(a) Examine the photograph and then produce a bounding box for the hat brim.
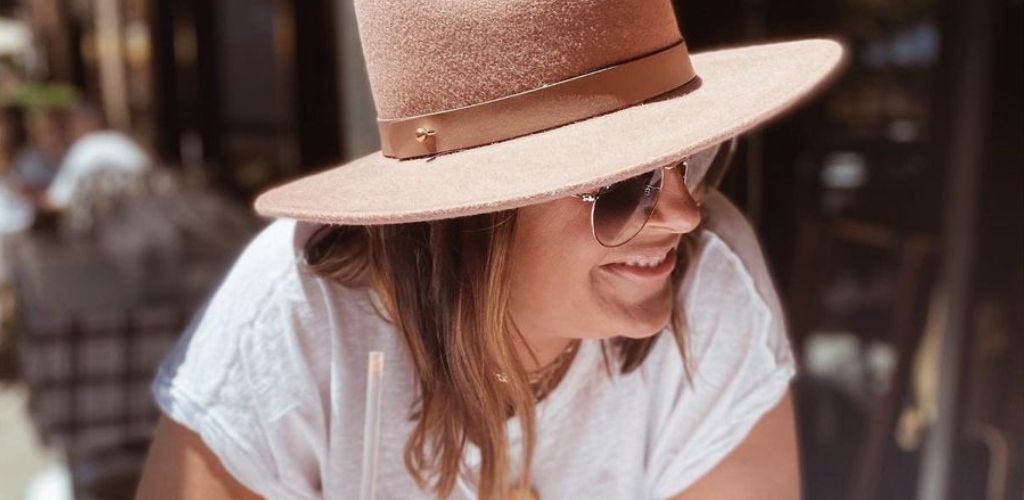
[255,38,846,225]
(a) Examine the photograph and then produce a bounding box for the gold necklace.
[528,339,580,399]
[494,339,581,400]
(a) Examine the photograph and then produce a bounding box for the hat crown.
[354,0,683,120]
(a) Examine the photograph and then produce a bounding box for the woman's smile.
[600,245,678,283]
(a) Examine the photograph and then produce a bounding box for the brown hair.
[303,210,692,499]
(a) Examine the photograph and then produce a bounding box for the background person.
[43,103,150,212]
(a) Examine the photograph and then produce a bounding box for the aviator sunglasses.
[576,137,738,247]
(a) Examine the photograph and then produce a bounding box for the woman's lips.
[601,247,677,281]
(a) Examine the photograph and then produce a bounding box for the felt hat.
[254,0,846,224]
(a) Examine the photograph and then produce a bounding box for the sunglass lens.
[592,169,663,247]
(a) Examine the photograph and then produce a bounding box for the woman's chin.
[579,310,669,340]
[614,306,673,339]
[619,318,671,339]
[587,285,675,339]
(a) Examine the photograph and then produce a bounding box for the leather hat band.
[378,40,698,159]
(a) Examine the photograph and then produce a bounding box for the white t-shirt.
[153,191,796,499]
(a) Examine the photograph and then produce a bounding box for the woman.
[137,0,845,498]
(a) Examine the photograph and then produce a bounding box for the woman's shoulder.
[199,219,312,326]
[153,218,367,499]
[176,219,388,367]
[212,219,372,315]
[155,218,390,430]
[226,218,311,279]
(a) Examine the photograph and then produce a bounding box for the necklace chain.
[527,340,579,385]
[494,340,581,399]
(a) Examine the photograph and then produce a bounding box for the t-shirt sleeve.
[646,193,797,498]
[152,220,328,499]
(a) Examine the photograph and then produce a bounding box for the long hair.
[303,210,693,499]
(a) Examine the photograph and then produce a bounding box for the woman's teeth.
[621,253,667,268]
[603,247,678,280]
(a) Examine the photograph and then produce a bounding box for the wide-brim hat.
[255,0,847,225]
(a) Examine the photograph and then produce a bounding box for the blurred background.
[0,0,1019,499]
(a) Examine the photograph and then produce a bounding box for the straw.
[359,351,385,500]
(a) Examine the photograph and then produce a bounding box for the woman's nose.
[645,167,701,234]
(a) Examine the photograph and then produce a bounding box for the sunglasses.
[576,137,738,247]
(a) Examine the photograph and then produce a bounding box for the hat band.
[377,40,698,160]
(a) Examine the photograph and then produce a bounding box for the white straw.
[359,351,385,500]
